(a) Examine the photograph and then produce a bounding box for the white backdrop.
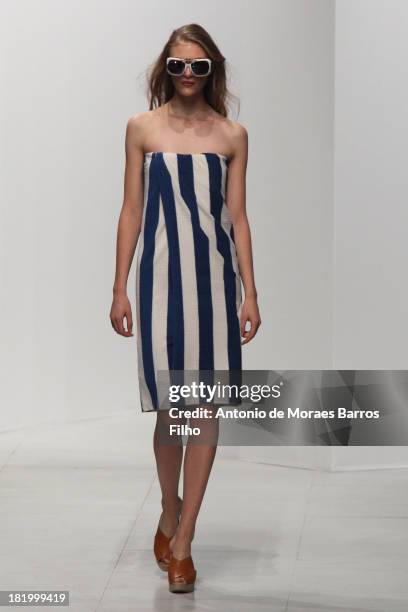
[1,1,406,469]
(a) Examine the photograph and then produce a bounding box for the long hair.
[146,23,239,118]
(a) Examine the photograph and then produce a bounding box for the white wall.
[240,0,408,470]
[2,0,406,473]
[233,0,336,466]
[331,0,408,469]
[0,0,334,432]
[333,0,408,368]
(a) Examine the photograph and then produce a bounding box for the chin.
[176,86,200,96]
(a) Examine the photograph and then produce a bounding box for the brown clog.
[168,554,197,593]
[154,525,173,571]
[154,497,183,571]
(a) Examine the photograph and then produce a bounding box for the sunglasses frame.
[166,56,212,78]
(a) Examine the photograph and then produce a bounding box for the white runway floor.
[1,412,408,611]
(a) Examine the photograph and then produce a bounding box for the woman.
[110,23,261,593]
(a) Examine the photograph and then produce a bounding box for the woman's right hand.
[110,292,134,337]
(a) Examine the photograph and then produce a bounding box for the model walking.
[110,23,261,593]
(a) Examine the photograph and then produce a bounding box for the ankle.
[173,527,195,544]
[161,496,182,515]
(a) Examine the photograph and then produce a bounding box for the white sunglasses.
[166,57,212,78]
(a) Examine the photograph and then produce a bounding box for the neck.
[167,94,210,119]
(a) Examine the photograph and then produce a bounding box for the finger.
[241,318,250,340]
[240,314,247,338]
[242,331,254,344]
[124,312,134,336]
[242,319,260,344]
[115,315,127,336]
[127,309,134,335]
[110,315,119,334]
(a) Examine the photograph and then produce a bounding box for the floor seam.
[94,472,157,611]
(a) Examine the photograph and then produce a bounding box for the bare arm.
[226,124,261,344]
[110,115,145,337]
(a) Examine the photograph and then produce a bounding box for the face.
[167,41,210,98]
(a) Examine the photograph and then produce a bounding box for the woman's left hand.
[240,296,261,345]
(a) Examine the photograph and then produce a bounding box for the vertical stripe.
[151,194,170,409]
[177,154,214,371]
[135,157,153,410]
[139,155,160,409]
[206,154,242,370]
[192,155,229,371]
[164,155,200,374]
[156,154,185,372]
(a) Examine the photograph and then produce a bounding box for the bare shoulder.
[127,109,160,128]
[229,119,248,146]
[226,118,248,136]
[125,110,157,148]
[223,118,248,161]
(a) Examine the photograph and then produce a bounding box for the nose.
[184,65,192,77]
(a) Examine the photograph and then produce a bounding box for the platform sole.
[169,581,196,593]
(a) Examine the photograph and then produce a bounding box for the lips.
[181,80,195,86]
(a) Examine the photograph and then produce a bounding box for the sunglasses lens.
[167,59,185,75]
[191,60,210,76]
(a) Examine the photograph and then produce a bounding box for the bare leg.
[169,409,219,559]
[154,409,185,536]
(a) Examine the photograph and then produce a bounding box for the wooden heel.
[168,554,197,593]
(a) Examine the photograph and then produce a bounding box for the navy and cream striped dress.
[135,151,242,412]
